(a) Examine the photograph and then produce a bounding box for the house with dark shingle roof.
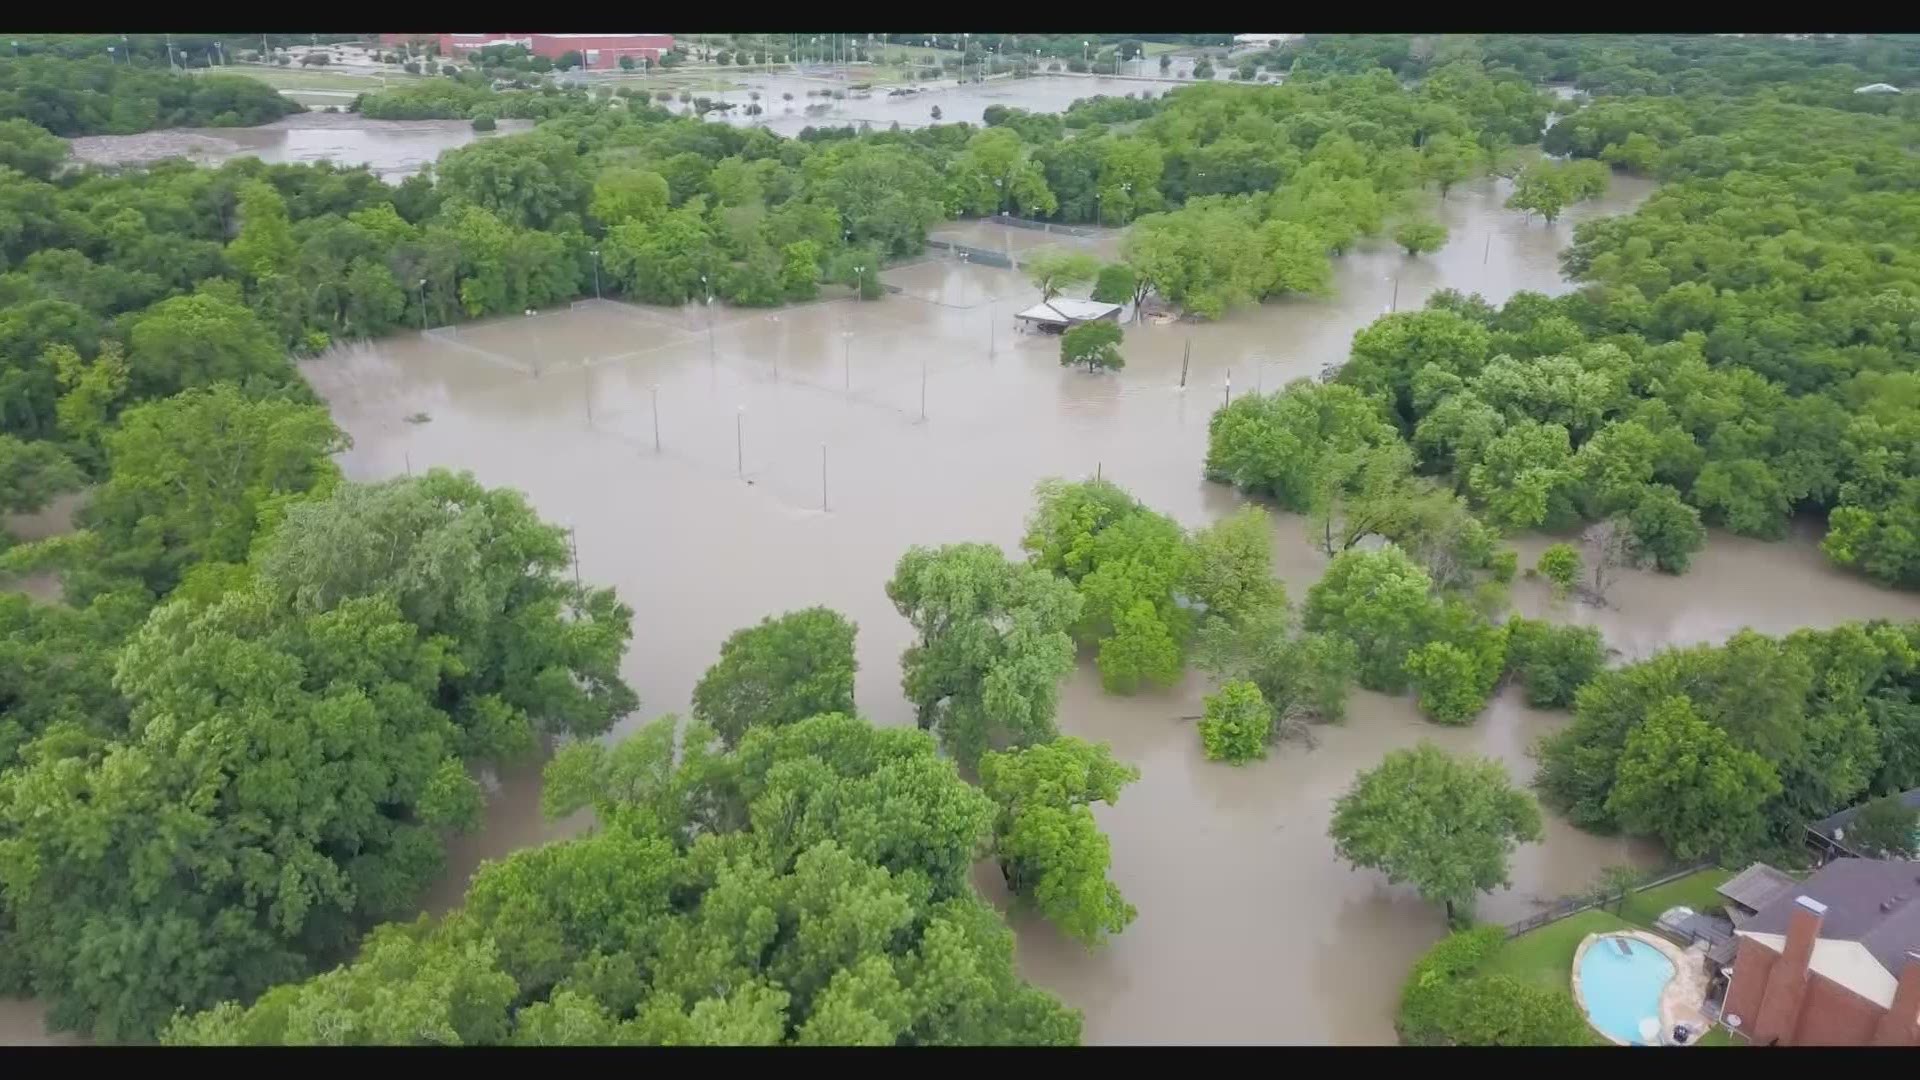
[1722,858,1920,1045]
[1807,787,1920,863]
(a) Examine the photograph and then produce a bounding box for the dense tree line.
[164,711,1085,1045]
[0,463,638,1040]
[1536,619,1920,862]
[0,56,298,136]
[1209,67,1920,588]
[1271,33,1920,101]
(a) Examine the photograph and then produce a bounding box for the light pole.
[650,384,660,451]
[701,274,714,359]
[417,278,428,330]
[1083,41,1090,69]
[853,264,865,301]
[589,249,601,300]
[842,328,852,388]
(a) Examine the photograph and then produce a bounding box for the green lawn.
[1619,867,1736,927]
[1484,909,1633,992]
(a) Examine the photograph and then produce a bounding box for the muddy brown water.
[11,173,1920,1045]
[65,114,536,182]
[704,74,1188,137]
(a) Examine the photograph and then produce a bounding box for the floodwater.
[65,113,535,181]
[12,171,1920,1045]
[699,74,1187,137]
[0,490,85,605]
[291,170,1920,1045]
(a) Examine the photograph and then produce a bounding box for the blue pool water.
[1577,936,1676,1046]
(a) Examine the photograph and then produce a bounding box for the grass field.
[1618,867,1737,928]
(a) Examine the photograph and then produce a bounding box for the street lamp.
[589,249,601,300]
[417,278,429,330]
[853,264,866,301]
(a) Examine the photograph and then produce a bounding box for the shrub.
[1198,680,1271,763]
[1398,928,1589,1045]
[1504,618,1605,709]
[1536,543,1581,596]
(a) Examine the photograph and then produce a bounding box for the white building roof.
[1737,931,1900,1007]
[1016,298,1121,323]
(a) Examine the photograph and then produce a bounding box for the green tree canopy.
[691,607,858,748]
[885,543,1082,768]
[979,737,1139,945]
[1330,743,1544,924]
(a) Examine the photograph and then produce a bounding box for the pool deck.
[1571,930,1714,1047]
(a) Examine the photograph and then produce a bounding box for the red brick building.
[1722,859,1920,1046]
[378,33,674,70]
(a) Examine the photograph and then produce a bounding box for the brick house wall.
[1725,908,1920,1046]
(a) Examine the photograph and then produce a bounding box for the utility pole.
[167,32,176,71]
[650,385,660,451]
[590,249,601,300]
[1180,340,1191,388]
[568,527,582,589]
[404,451,412,476]
[1390,276,1399,313]
[1483,232,1492,265]
[1224,370,1231,407]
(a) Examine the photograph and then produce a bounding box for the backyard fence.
[924,239,1015,269]
[1503,859,1716,939]
[986,215,1101,239]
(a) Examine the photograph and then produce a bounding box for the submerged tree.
[1330,743,1544,926]
[979,738,1140,945]
[885,543,1081,768]
[1059,320,1124,373]
[691,607,858,748]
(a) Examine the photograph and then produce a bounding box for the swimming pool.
[1576,935,1676,1046]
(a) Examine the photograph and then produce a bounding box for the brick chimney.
[1753,896,1826,1045]
[1873,952,1920,1047]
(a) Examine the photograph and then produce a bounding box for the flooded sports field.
[284,172,1920,1044]
[65,113,535,181]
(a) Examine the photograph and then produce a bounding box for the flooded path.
[65,114,535,181]
[298,171,1920,1044]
